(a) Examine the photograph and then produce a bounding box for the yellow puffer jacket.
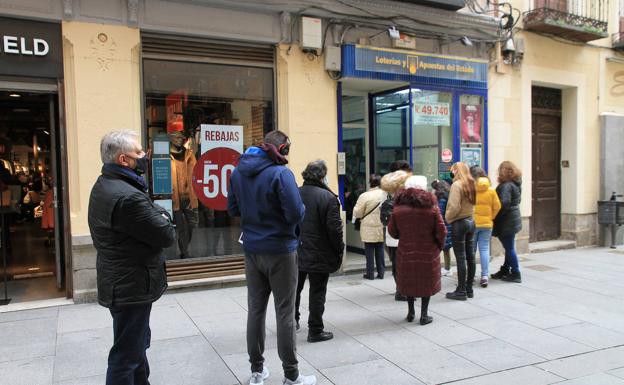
[474,177,501,228]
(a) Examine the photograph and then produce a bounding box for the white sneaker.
[250,367,270,385]
[441,268,451,276]
[283,374,317,385]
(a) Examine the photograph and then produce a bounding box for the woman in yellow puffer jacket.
[471,167,501,288]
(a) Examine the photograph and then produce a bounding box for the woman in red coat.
[388,175,447,325]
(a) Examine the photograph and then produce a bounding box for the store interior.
[0,90,64,304]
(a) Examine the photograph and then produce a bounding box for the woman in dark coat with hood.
[388,175,447,325]
[295,160,344,343]
[491,161,523,283]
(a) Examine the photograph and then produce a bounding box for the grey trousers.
[245,251,299,381]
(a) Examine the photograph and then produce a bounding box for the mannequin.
[169,130,198,258]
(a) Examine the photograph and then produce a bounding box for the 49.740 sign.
[413,102,450,126]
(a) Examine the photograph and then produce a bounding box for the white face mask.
[323,176,329,186]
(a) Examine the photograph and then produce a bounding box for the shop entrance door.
[0,89,66,302]
[531,86,562,242]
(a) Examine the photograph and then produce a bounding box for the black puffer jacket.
[88,165,176,308]
[297,180,344,273]
[493,179,522,237]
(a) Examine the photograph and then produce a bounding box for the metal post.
[0,202,10,305]
[610,224,618,249]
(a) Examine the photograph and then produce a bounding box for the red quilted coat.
[387,188,447,298]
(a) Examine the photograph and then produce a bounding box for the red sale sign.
[192,148,240,211]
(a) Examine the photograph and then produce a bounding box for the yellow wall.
[62,22,141,236]
[489,31,607,216]
[276,44,339,191]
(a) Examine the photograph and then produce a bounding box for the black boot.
[395,292,407,301]
[502,271,522,283]
[446,289,467,301]
[466,262,476,298]
[307,331,334,342]
[420,297,432,325]
[447,257,467,300]
[491,265,510,280]
[406,297,415,322]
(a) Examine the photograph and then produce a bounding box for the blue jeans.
[474,228,492,277]
[499,234,520,273]
[107,304,152,385]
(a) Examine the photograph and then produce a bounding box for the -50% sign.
[192,147,240,211]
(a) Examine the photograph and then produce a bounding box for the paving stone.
[0,356,54,385]
[223,348,333,385]
[149,303,200,341]
[402,312,493,347]
[148,335,239,385]
[53,327,111,382]
[296,330,381,370]
[460,314,593,360]
[537,346,624,379]
[546,322,624,349]
[53,375,105,385]
[57,304,111,333]
[553,373,624,385]
[449,365,564,385]
[609,368,624,379]
[321,358,424,385]
[0,307,58,323]
[428,299,495,321]
[0,317,57,363]
[448,338,544,371]
[176,293,245,318]
[330,284,403,312]
[322,299,400,335]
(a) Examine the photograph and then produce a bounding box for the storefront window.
[373,90,409,174]
[459,94,485,168]
[411,90,453,183]
[142,59,274,261]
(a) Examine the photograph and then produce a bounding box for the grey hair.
[100,130,139,164]
[301,159,327,181]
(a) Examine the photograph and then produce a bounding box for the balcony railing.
[614,32,624,50]
[523,0,609,42]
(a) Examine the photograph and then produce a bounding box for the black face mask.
[450,171,455,180]
[134,155,149,176]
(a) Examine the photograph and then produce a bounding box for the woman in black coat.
[491,161,523,283]
[295,160,344,343]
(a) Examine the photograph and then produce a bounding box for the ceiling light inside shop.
[13,108,30,113]
[9,93,21,98]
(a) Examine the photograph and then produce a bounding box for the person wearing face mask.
[169,130,199,259]
[294,160,343,343]
[88,130,175,385]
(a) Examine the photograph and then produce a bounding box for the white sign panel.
[413,102,450,126]
[200,124,243,155]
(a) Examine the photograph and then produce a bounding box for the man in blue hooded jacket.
[228,130,315,385]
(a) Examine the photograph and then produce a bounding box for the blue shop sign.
[342,45,488,89]
[152,158,172,195]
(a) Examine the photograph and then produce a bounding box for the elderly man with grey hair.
[88,130,175,385]
[295,160,344,343]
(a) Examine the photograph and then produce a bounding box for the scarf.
[259,143,288,165]
[102,163,148,192]
[303,179,338,197]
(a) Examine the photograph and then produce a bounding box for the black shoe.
[307,331,334,343]
[501,271,522,283]
[406,311,415,322]
[376,274,384,279]
[420,316,433,325]
[446,290,467,301]
[395,292,407,301]
[466,289,474,299]
[295,320,300,330]
[491,266,510,280]
[363,274,374,280]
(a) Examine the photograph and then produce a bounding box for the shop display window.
[142,59,274,261]
[459,94,485,168]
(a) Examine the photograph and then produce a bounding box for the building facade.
[0,0,621,304]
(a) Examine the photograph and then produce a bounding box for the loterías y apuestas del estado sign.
[1,35,50,56]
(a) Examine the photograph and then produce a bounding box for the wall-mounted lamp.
[460,36,473,47]
[502,36,524,67]
[388,26,400,40]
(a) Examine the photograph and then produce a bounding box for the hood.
[513,178,522,187]
[476,177,491,193]
[380,170,411,194]
[236,146,274,177]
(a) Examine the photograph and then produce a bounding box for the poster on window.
[461,147,481,168]
[413,102,450,126]
[460,104,481,143]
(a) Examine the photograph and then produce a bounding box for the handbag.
[354,202,380,231]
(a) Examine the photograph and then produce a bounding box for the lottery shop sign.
[192,125,243,211]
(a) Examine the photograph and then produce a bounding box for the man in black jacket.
[88,130,175,385]
[295,160,344,343]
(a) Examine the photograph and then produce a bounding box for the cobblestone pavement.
[3,247,624,385]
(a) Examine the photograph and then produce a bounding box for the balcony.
[523,0,609,42]
[614,32,624,51]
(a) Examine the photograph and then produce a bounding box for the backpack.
[380,195,393,226]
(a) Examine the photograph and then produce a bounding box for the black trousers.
[451,218,476,293]
[106,303,152,385]
[295,271,330,334]
[364,242,385,277]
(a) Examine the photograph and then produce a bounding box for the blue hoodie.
[227,147,305,254]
